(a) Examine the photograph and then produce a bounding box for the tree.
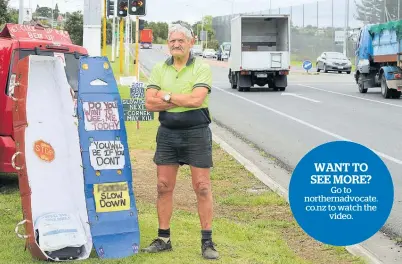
[354,0,402,24]
[35,6,52,18]
[0,0,11,26]
[53,3,60,20]
[64,11,83,46]
[7,8,18,24]
[145,21,168,43]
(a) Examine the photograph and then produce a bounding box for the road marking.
[298,84,402,108]
[281,92,320,103]
[212,85,402,166]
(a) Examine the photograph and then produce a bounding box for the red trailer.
[140,28,153,49]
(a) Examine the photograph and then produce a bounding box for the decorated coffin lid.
[0,23,72,44]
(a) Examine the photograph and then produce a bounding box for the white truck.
[228,14,291,92]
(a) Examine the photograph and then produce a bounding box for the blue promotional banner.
[77,56,140,259]
[289,141,394,246]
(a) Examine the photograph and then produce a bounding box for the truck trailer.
[228,15,291,92]
[140,28,153,49]
[355,20,402,98]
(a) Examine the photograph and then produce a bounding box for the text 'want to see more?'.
[289,141,394,246]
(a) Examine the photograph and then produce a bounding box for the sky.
[8,0,362,28]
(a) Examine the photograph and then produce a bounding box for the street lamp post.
[344,0,349,56]
[270,0,272,14]
[221,0,235,17]
[51,0,54,28]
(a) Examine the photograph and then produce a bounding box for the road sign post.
[302,60,313,73]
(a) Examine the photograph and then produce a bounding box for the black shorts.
[153,126,213,168]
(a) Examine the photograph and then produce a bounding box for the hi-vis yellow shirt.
[146,54,213,130]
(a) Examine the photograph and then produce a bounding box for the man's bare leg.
[191,166,219,259]
[190,166,213,229]
[142,164,178,253]
[157,165,179,229]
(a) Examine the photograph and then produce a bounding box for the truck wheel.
[229,70,236,89]
[236,73,251,92]
[279,87,286,91]
[231,75,237,89]
[358,74,368,93]
[268,80,276,90]
[381,75,392,98]
[236,73,244,92]
[393,91,401,99]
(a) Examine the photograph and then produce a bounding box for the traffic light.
[128,0,146,16]
[107,0,115,17]
[117,0,128,17]
[139,19,145,30]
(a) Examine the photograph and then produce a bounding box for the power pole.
[134,16,139,78]
[124,14,130,76]
[51,0,54,28]
[112,1,117,62]
[116,18,120,58]
[83,0,102,56]
[120,18,124,74]
[18,0,24,24]
[201,16,204,49]
[384,0,387,22]
[343,0,349,56]
[316,1,318,29]
[102,0,107,56]
[332,0,335,50]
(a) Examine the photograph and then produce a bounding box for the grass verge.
[0,53,366,264]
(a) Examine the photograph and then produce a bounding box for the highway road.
[137,44,402,261]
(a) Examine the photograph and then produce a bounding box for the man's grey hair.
[168,23,193,40]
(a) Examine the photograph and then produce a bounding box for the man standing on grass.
[142,23,219,260]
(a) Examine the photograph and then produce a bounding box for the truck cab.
[0,23,88,174]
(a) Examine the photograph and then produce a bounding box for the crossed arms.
[145,87,209,112]
[145,62,212,112]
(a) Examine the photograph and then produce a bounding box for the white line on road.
[298,84,402,108]
[281,92,320,103]
[212,85,402,166]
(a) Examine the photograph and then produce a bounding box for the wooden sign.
[122,99,154,121]
[130,82,145,98]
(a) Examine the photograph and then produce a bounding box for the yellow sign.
[94,182,130,213]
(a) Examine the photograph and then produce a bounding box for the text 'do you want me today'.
[83,101,120,131]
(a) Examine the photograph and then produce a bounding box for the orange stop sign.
[34,140,55,162]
